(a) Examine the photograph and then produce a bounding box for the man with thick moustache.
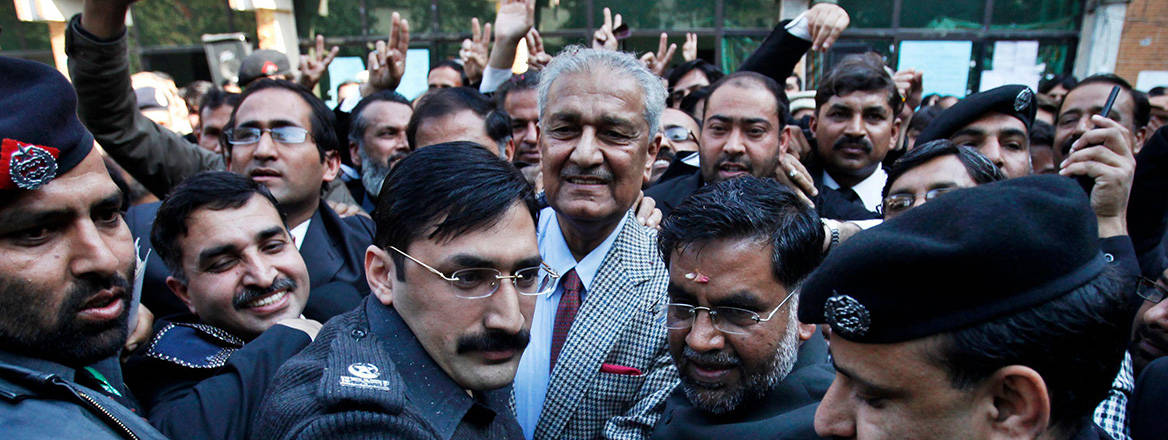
[0,55,167,440]
[123,171,324,440]
[809,53,903,216]
[511,47,676,440]
[69,0,373,322]
[803,176,1134,440]
[651,177,832,440]
[256,143,539,439]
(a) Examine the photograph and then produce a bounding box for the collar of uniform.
[0,348,80,383]
[365,299,498,440]
[537,206,630,294]
[822,167,887,212]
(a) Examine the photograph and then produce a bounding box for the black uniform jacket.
[651,332,833,440]
[123,319,311,439]
[254,297,524,440]
[126,200,374,321]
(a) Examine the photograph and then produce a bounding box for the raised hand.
[893,69,923,110]
[460,18,491,84]
[592,7,623,51]
[298,34,340,90]
[487,0,536,71]
[805,2,850,51]
[1059,115,1137,237]
[639,33,677,77]
[365,12,410,94]
[526,29,553,71]
[682,32,698,62]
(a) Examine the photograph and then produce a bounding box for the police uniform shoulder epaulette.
[143,322,245,369]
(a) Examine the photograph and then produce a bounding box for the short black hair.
[430,60,469,87]
[883,139,1006,198]
[1149,86,1166,97]
[658,176,824,289]
[667,59,725,94]
[1039,74,1077,94]
[930,267,1133,434]
[1062,73,1151,130]
[348,90,412,147]
[372,142,537,279]
[1030,119,1054,148]
[704,71,790,131]
[222,79,340,160]
[198,88,241,115]
[151,171,284,282]
[815,53,903,115]
[495,70,541,110]
[407,87,511,152]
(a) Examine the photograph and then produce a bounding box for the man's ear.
[365,245,395,306]
[350,141,363,168]
[984,365,1050,439]
[797,322,816,342]
[779,123,791,156]
[321,150,341,183]
[645,133,665,184]
[165,276,198,316]
[505,137,516,162]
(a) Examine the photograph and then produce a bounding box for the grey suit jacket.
[535,211,679,440]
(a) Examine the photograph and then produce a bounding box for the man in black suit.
[652,177,832,440]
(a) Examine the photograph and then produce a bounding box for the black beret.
[798,175,1105,343]
[0,56,95,192]
[915,85,1037,148]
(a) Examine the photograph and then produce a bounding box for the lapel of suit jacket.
[535,211,658,437]
[300,207,342,289]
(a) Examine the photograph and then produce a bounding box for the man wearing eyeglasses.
[257,143,541,439]
[69,0,374,322]
[649,108,702,186]
[879,139,1005,220]
[651,177,830,439]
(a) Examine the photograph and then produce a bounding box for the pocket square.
[599,363,643,376]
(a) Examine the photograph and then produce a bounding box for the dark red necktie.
[549,268,582,372]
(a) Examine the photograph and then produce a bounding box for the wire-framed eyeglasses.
[663,289,799,335]
[389,246,559,299]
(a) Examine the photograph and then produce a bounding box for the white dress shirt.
[823,167,887,214]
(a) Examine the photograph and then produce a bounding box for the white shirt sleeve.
[785,11,812,42]
[480,66,514,94]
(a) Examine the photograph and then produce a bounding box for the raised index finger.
[657,33,668,57]
[471,17,482,42]
[603,7,612,29]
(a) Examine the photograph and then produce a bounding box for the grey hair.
[537,45,667,135]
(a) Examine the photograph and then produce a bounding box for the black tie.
[839,187,861,203]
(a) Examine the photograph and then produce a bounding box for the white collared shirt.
[513,207,629,440]
[289,219,310,250]
[823,167,888,214]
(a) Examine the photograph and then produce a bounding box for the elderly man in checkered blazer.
[510,46,679,440]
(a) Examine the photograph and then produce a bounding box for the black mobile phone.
[1076,85,1122,194]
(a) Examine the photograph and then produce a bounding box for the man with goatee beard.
[346,91,414,212]
[651,177,831,440]
[0,55,168,439]
[123,171,325,440]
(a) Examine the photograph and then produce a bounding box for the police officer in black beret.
[915,84,1037,179]
[799,175,1137,440]
[0,56,168,439]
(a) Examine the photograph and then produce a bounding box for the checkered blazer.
[533,211,679,440]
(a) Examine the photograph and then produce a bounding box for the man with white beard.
[652,176,832,440]
[347,91,413,211]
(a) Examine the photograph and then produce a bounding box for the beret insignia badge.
[825,294,871,338]
[1014,87,1034,113]
[1,138,60,191]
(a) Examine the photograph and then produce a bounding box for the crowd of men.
[2,0,1167,439]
